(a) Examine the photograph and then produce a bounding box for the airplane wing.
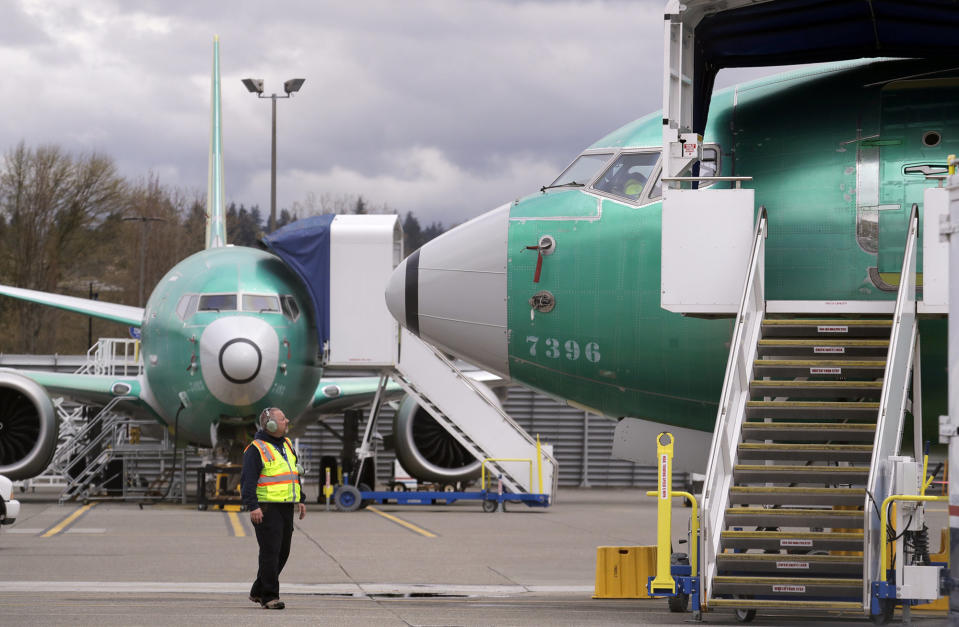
[8,369,159,420]
[310,376,405,415]
[0,284,144,327]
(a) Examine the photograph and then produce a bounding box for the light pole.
[241,77,305,233]
[123,216,165,306]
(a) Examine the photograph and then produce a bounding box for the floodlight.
[284,78,305,94]
[242,78,264,94]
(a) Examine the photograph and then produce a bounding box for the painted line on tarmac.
[224,511,245,537]
[366,506,437,538]
[0,581,594,596]
[41,503,98,538]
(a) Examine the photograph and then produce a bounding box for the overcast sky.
[0,0,780,226]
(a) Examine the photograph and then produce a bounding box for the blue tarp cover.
[261,214,335,350]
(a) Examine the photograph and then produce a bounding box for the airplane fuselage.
[141,246,320,445]
[387,58,952,433]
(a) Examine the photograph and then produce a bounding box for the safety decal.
[810,367,841,375]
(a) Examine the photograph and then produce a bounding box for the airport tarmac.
[0,487,950,626]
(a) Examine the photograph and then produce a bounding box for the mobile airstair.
[391,328,557,497]
[46,339,181,503]
[693,205,942,620]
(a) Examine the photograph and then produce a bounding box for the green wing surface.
[311,376,405,415]
[2,369,158,420]
[0,284,144,327]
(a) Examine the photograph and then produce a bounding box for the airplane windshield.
[549,153,612,189]
[243,294,281,313]
[592,152,659,202]
[198,294,237,312]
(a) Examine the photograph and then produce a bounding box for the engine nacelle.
[0,372,58,480]
[390,381,504,485]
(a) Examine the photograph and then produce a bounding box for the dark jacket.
[240,429,306,510]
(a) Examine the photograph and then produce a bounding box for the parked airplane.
[0,38,398,481]
[385,57,951,458]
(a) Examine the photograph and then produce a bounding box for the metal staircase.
[699,207,923,618]
[392,328,558,497]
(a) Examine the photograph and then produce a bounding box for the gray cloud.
[1,0,782,226]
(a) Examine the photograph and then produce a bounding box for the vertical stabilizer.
[206,36,227,249]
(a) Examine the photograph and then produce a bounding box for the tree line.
[0,142,446,354]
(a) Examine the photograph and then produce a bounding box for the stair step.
[733,465,868,484]
[753,360,885,378]
[737,444,873,463]
[721,530,863,552]
[707,599,863,611]
[712,576,862,598]
[757,338,889,357]
[729,486,865,506]
[716,553,862,576]
[761,318,892,338]
[741,422,875,442]
[725,507,864,528]
[749,380,883,399]
[746,401,879,420]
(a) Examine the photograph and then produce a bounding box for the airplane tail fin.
[206,36,227,249]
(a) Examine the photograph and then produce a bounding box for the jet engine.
[391,382,505,485]
[0,372,58,480]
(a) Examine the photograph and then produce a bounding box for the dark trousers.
[250,502,294,602]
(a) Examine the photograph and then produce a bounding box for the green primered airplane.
[0,39,392,481]
[385,57,951,462]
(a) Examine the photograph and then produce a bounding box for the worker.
[241,407,307,610]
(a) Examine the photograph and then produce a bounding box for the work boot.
[262,599,285,610]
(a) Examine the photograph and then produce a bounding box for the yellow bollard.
[649,432,675,595]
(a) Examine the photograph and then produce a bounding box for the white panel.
[661,188,754,313]
[327,215,400,367]
[922,187,949,312]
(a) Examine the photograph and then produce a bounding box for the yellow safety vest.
[246,437,302,503]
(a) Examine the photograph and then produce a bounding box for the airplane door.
[877,80,959,282]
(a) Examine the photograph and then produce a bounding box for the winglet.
[206,36,227,249]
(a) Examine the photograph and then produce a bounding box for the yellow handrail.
[647,490,699,578]
[878,493,948,583]
[481,458,532,492]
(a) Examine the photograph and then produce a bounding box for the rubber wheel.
[393,483,407,492]
[358,483,372,509]
[735,608,756,623]
[334,485,362,512]
[482,499,498,513]
[871,599,895,625]
[442,484,456,492]
[668,592,689,613]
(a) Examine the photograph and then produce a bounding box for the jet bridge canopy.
[663,0,959,178]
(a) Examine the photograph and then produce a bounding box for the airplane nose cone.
[219,339,261,383]
[385,203,510,377]
[200,316,279,405]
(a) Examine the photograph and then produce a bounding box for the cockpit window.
[175,294,199,321]
[198,293,237,312]
[549,153,613,189]
[593,152,659,202]
[281,295,300,321]
[242,294,281,313]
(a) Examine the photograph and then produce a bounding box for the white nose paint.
[199,316,279,405]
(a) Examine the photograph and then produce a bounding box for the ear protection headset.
[260,407,278,433]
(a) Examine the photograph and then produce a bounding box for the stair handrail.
[50,396,132,473]
[862,203,920,609]
[700,206,768,601]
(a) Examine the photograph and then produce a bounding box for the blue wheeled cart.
[332,484,549,513]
